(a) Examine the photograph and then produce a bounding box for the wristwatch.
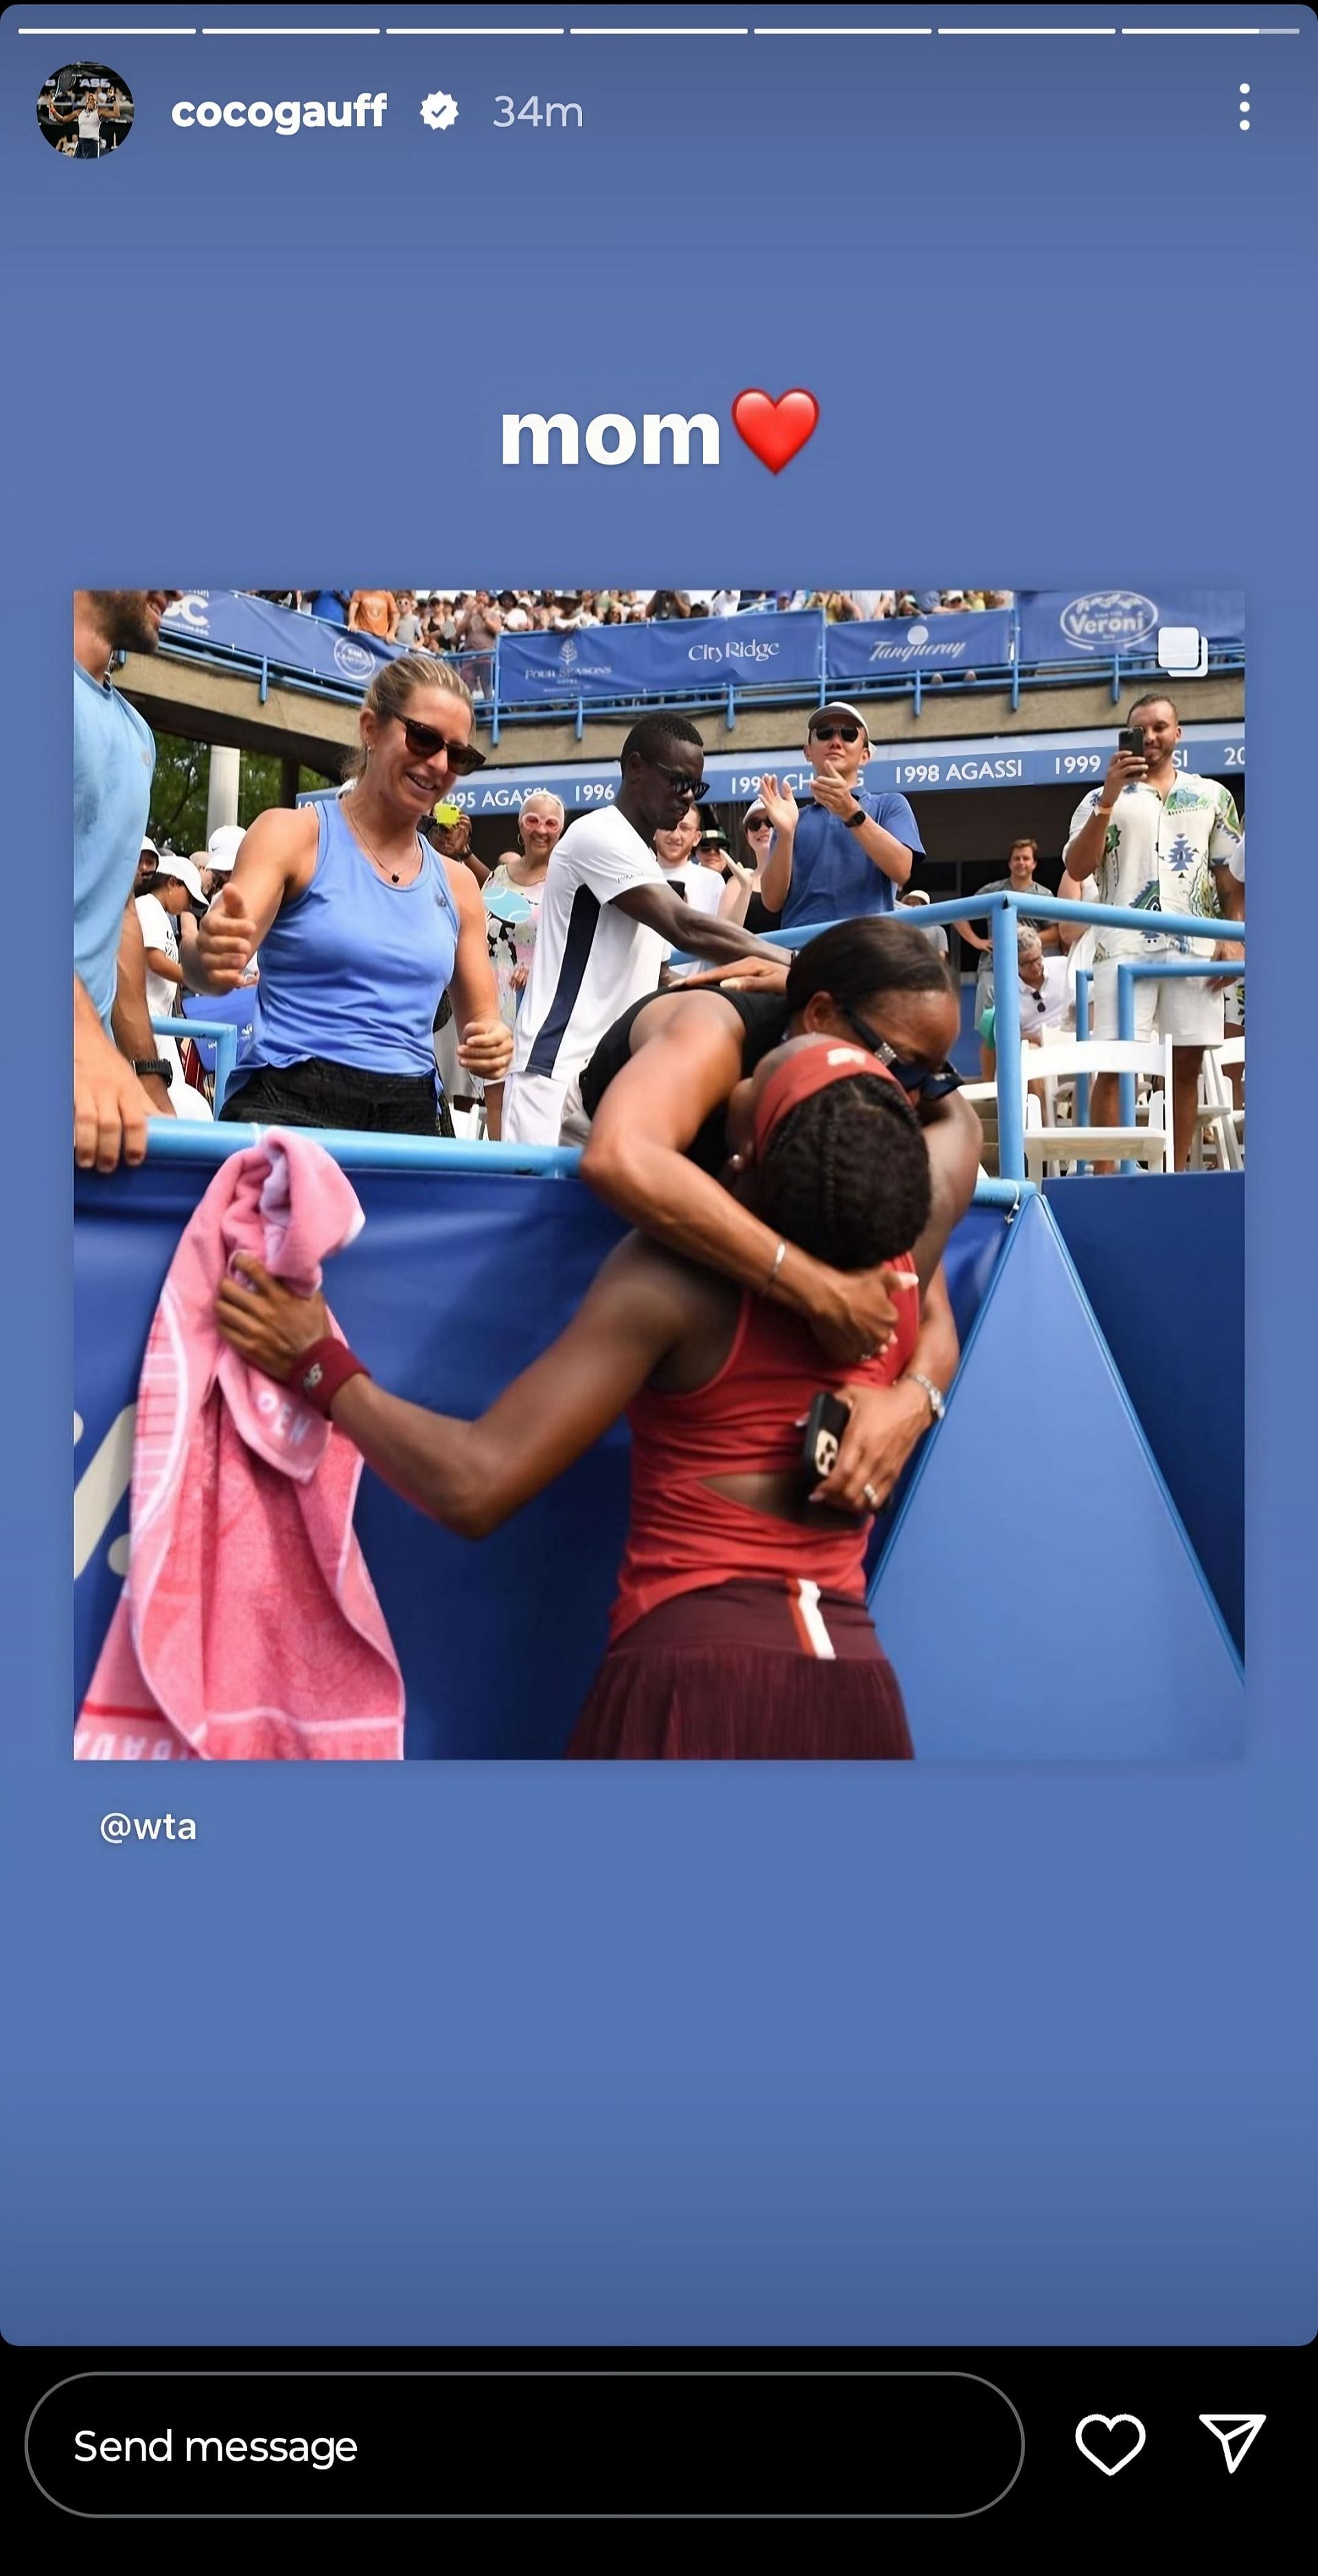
[132,1058,173,1082]
[903,1371,946,1424]
[842,803,867,830]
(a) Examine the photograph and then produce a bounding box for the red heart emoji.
[731,388,820,475]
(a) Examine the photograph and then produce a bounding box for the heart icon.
[731,388,820,475]
[1074,2415,1146,2477]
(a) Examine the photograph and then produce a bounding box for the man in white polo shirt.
[502,715,783,1145]
[1062,693,1243,1167]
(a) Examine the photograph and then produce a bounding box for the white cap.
[808,701,871,745]
[207,822,246,871]
[139,836,159,860]
[900,887,932,904]
[157,855,207,904]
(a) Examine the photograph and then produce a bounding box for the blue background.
[2,4,1315,2345]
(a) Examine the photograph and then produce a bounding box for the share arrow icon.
[1199,2414,1265,2474]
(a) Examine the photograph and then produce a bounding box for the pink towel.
[76,1130,404,1762]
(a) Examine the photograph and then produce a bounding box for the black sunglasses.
[745,814,774,831]
[640,753,710,803]
[399,715,486,776]
[810,723,862,747]
[840,1004,958,1099]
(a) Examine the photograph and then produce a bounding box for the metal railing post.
[992,894,1024,1182]
[1115,962,1139,1169]
[1074,966,1091,1171]
[154,1015,238,1112]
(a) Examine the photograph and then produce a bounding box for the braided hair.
[756,1076,931,1270]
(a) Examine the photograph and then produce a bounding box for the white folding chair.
[1019,1035,1176,1177]
[1190,1040,1245,1171]
[956,1079,999,1178]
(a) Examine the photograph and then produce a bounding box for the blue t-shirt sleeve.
[873,791,923,856]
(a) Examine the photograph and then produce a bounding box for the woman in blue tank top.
[195,655,512,1134]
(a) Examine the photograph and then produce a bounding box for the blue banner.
[161,590,404,688]
[334,721,1242,817]
[496,608,824,705]
[826,608,1013,681]
[1016,587,1245,664]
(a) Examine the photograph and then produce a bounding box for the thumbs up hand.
[196,881,258,992]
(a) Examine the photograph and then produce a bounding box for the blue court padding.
[868,1192,1244,1759]
[76,1164,1239,1761]
[939,1199,1011,1349]
[1043,1175,1243,1653]
[866,1199,1010,1572]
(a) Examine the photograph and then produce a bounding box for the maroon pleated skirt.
[566,1578,912,1761]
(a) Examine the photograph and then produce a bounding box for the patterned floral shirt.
[1064,770,1243,963]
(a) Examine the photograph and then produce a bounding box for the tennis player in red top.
[216,1035,957,1758]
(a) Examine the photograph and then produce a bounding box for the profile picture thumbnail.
[37,62,134,161]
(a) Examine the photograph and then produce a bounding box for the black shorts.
[220,1055,454,1137]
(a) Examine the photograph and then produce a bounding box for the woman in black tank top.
[579,987,789,1175]
[574,917,978,1515]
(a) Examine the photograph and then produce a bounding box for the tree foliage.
[147,736,337,854]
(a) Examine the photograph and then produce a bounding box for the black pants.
[220,1056,454,1137]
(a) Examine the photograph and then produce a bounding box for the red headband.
[752,1042,899,1159]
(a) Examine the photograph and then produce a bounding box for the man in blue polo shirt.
[73,587,181,1169]
[758,701,923,931]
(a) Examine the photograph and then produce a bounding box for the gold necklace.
[346,794,416,886]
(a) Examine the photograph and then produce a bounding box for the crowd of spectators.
[244,587,1014,640]
[75,592,1240,1189]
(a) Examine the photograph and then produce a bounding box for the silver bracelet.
[903,1371,946,1424]
[765,1239,788,1291]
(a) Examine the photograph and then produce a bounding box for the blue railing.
[151,1014,238,1112]
[150,893,1242,1186]
[153,611,1242,745]
[1115,958,1246,1173]
[137,1119,1034,1216]
[953,891,1242,1180]
[745,891,1245,1183]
